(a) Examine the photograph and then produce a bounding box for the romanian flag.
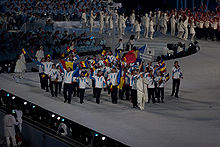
[22,48,26,55]
[117,69,125,89]
[103,58,109,66]
[165,73,170,81]
[80,61,88,68]
[159,59,166,73]
[115,51,119,60]
[92,60,97,66]
[67,46,71,53]
[65,61,74,70]
[101,50,107,56]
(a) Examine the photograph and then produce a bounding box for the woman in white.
[143,13,149,38]
[99,11,105,34]
[119,13,127,36]
[130,11,135,32]
[177,17,184,39]
[137,73,145,110]
[14,53,26,82]
[109,14,113,35]
[90,10,96,32]
[149,17,155,40]
[135,19,141,39]
[170,14,176,37]
[190,19,196,42]
[183,16,189,40]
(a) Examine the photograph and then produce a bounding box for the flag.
[124,50,137,64]
[22,48,26,55]
[115,51,119,60]
[165,73,170,81]
[117,69,125,89]
[61,53,65,57]
[159,59,166,73]
[80,61,88,68]
[101,50,107,56]
[67,46,71,52]
[65,61,74,70]
[139,44,147,54]
[103,58,109,66]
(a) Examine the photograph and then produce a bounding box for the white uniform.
[183,17,189,40]
[3,114,18,147]
[172,66,183,79]
[178,20,184,39]
[130,13,135,32]
[170,15,176,37]
[107,72,118,86]
[99,11,105,34]
[190,20,196,41]
[135,20,141,39]
[35,49,44,61]
[14,54,26,73]
[48,69,58,81]
[156,12,161,32]
[78,77,90,89]
[93,76,106,88]
[81,12,87,29]
[105,14,110,32]
[42,61,53,75]
[137,75,145,110]
[143,14,149,38]
[161,14,168,34]
[15,109,23,133]
[119,15,127,36]
[149,20,154,39]
[90,11,96,32]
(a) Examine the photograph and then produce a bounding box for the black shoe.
[171,93,174,96]
[64,100,67,103]
[175,95,179,98]
[68,102,71,104]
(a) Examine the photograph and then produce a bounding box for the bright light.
[95,133,98,137]
[24,102,27,105]
[6,94,9,97]
[102,137,106,140]
[52,114,55,118]
[32,105,36,108]
[61,118,65,122]
[57,117,61,120]
[12,96,15,99]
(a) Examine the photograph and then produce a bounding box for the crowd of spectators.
[0,29,105,62]
[0,0,109,30]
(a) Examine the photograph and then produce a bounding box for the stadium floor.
[0,37,220,147]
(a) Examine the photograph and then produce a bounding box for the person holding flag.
[48,64,59,97]
[107,67,119,104]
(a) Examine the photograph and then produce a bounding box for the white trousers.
[144,27,149,38]
[137,90,146,110]
[183,28,188,40]
[6,136,17,147]
[171,26,176,37]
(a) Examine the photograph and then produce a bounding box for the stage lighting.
[95,133,99,137]
[57,117,61,120]
[61,118,65,122]
[7,94,9,97]
[52,114,55,118]
[102,137,106,140]
[32,105,36,108]
[12,96,15,99]
[24,102,27,105]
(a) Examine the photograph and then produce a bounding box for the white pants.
[137,90,145,110]
[99,22,104,34]
[6,136,17,147]
[144,27,149,38]
[178,31,184,39]
[136,31,140,39]
[171,26,176,37]
[150,31,154,39]
[183,28,188,40]
[191,33,195,41]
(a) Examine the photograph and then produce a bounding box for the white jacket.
[3,114,18,137]
[93,76,106,88]
[78,77,89,89]
[48,69,58,81]
[172,66,183,79]
[107,72,118,86]
[146,76,155,88]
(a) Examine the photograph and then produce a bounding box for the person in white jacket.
[170,14,177,37]
[137,73,145,110]
[155,71,166,103]
[149,17,155,40]
[107,68,118,104]
[129,10,135,32]
[3,110,18,147]
[119,13,127,36]
[90,70,106,104]
[135,19,141,39]
[48,64,59,97]
[15,109,23,133]
[183,16,189,40]
[14,53,26,83]
[161,13,168,35]
[146,70,156,103]
[78,71,90,104]
[177,17,184,39]
[109,14,113,35]
[143,13,150,38]
[190,19,196,41]
[90,10,96,32]
[81,10,87,30]
[99,11,105,34]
